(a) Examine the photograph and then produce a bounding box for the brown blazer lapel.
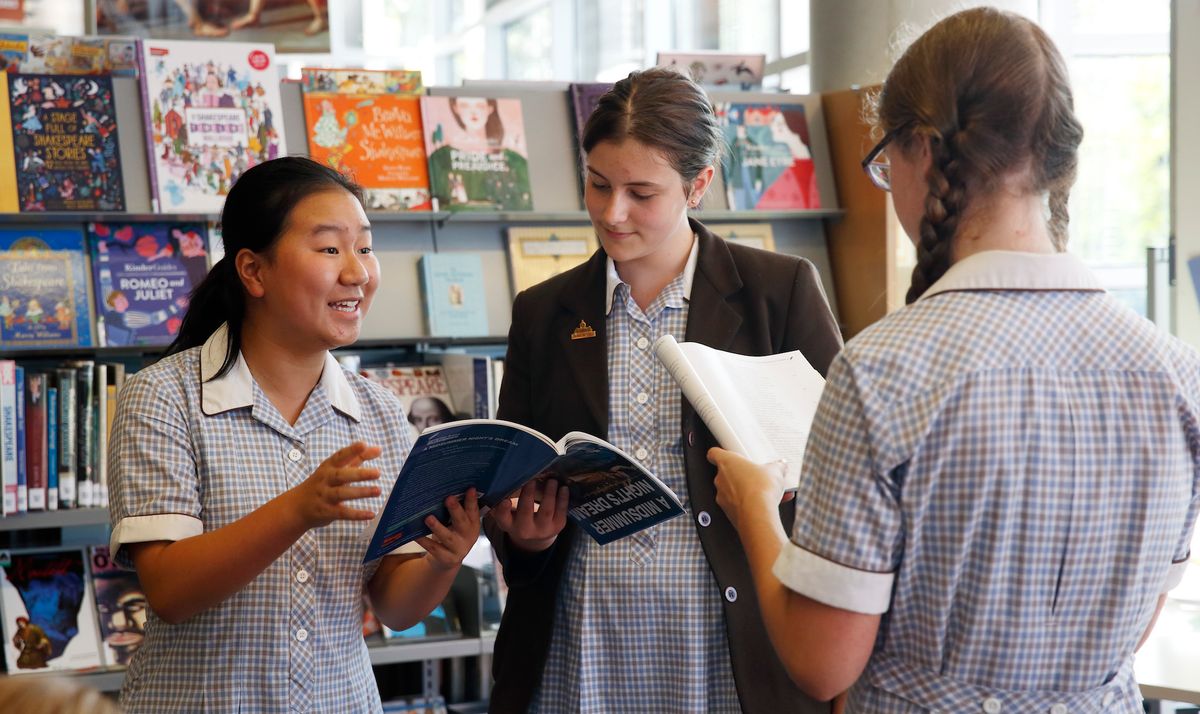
[684,222,743,351]
[556,250,610,434]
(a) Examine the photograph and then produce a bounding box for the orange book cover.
[303,92,431,211]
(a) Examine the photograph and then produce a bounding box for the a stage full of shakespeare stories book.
[420,95,532,212]
[137,39,287,213]
[301,68,431,211]
[0,228,94,350]
[6,73,124,211]
[86,222,209,346]
[0,548,102,674]
[718,102,822,211]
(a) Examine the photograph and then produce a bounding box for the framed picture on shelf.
[93,0,330,54]
[656,50,766,91]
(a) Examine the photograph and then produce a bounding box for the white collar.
[604,233,700,314]
[919,250,1105,300]
[199,323,361,421]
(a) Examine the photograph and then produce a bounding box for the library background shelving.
[0,70,851,706]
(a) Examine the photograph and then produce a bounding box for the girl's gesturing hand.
[290,442,383,530]
[416,488,482,571]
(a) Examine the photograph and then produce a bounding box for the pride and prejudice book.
[419,95,532,212]
[362,420,684,562]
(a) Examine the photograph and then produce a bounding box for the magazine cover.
[719,103,821,211]
[301,70,431,211]
[420,95,532,212]
[8,73,125,212]
[359,365,457,439]
[0,228,93,349]
[138,39,286,213]
[88,545,145,668]
[86,222,208,346]
[0,548,102,674]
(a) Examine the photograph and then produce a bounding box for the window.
[504,4,554,80]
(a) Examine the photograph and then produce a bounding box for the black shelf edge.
[0,508,110,532]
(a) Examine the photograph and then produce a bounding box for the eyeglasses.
[861,127,901,192]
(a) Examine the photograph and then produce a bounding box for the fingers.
[325,442,382,469]
[327,465,382,487]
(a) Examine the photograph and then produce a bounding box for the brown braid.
[869,8,1084,303]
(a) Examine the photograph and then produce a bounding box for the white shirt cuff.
[1164,554,1191,592]
[773,539,895,615]
[385,541,426,556]
[110,513,205,559]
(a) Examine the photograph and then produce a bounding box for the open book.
[653,335,825,481]
[362,420,684,562]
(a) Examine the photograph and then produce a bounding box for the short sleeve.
[776,352,901,614]
[108,366,204,567]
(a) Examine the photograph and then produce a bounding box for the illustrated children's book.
[8,73,125,211]
[86,221,208,346]
[719,102,821,210]
[506,225,598,295]
[21,34,139,77]
[362,419,685,561]
[657,50,765,90]
[87,545,145,669]
[0,548,102,674]
[0,228,93,349]
[301,68,431,211]
[418,253,489,337]
[138,40,287,213]
[420,95,532,212]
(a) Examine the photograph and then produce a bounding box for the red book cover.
[23,371,46,511]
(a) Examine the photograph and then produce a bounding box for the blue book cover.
[14,366,24,514]
[718,102,821,211]
[0,228,93,349]
[8,73,124,212]
[419,253,489,337]
[362,419,684,562]
[46,385,58,510]
[86,222,209,347]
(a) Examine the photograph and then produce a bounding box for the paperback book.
[8,73,125,211]
[420,95,532,212]
[362,419,685,561]
[719,103,821,210]
[567,82,611,152]
[86,222,209,346]
[0,548,102,674]
[0,228,94,349]
[359,365,458,438]
[138,39,287,213]
[418,253,489,337]
[88,545,145,668]
[301,68,431,211]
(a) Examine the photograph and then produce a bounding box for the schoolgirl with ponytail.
[108,157,481,712]
[712,7,1200,713]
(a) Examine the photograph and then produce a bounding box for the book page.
[654,335,824,480]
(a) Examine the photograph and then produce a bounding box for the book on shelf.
[1,361,16,516]
[45,384,58,511]
[706,223,776,252]
[137,39,287,213]
[652,334,824,482]
[0,72,15,212]
[0,227,95,350]
[434,352,495,421]
[359,364,458,438]
[23,372,46,512]
[65,360,95,509]
[7,73,125,212]
[13,366,24,513]
[567,82,612,151]
[0,547,103,674]
[718,102,822,211]
[506,225,599,295]
[381,596,462,642]
[418,253,489,338]
[361,419,685,562]
[20,33,139,76]
[420,95,533,212]
[381,695,448,714]
[656,50,766,91]
[86,221,209,346]
[301,68,432,212]
[53,366,77,509]
[88,545,145,668]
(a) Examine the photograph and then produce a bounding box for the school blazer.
[485,219,844,713]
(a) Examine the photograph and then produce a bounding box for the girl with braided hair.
[710,7,1200,713]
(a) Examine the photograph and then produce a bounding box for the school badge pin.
[571,320,596,340]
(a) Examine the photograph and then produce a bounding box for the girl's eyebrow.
[586,167,662,188]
